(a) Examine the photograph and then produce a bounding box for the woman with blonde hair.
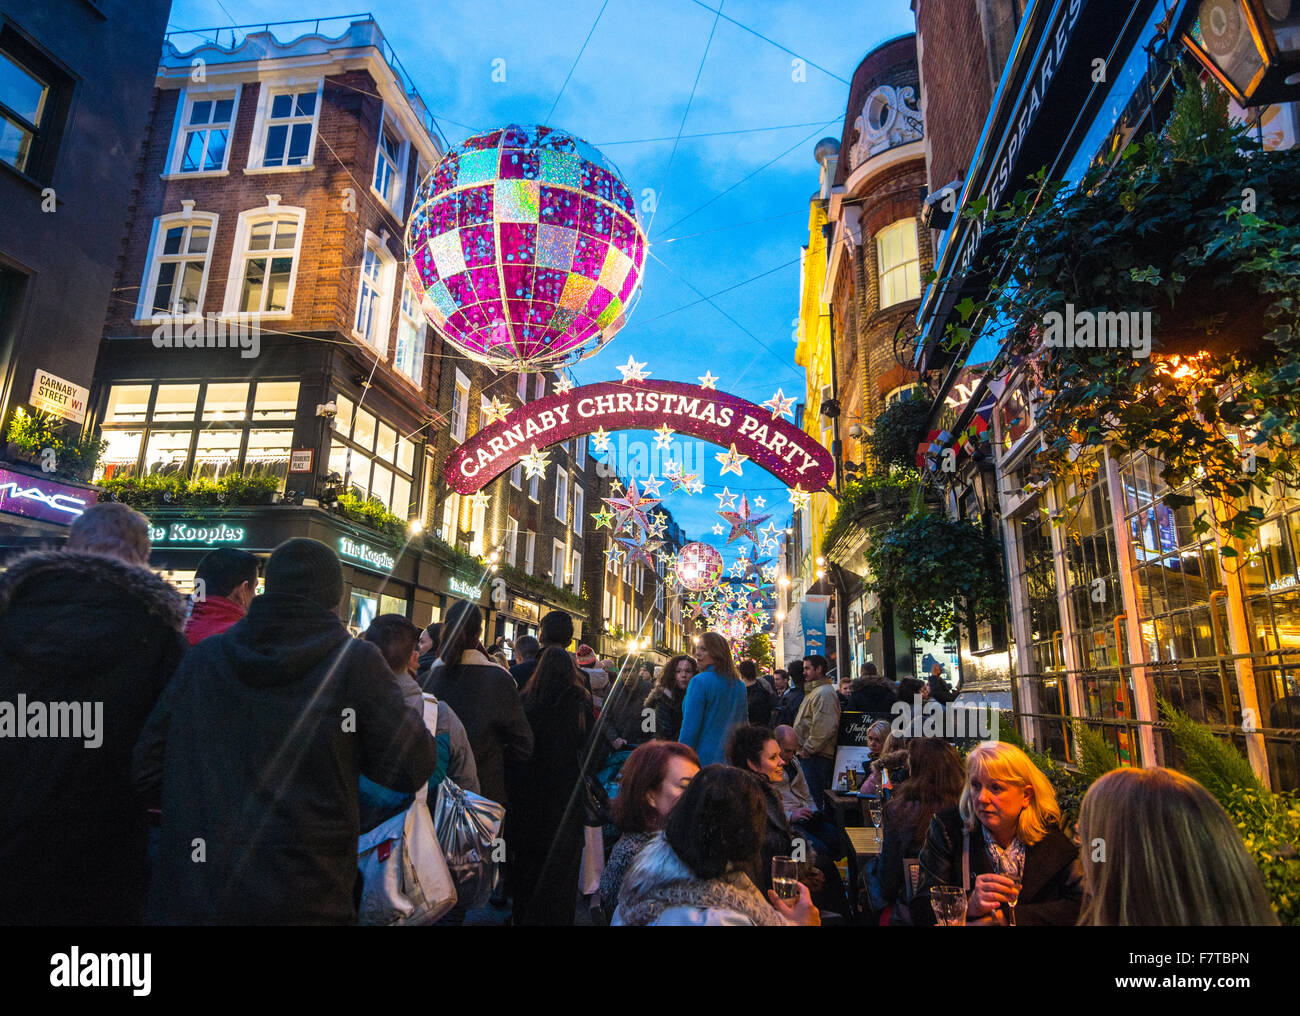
[911,741,1083,926]
[678,632,748,766]
[1077,767,1278,925]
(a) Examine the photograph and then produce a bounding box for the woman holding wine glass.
[911,741,1083,926]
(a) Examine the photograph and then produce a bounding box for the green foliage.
[869,398,930,471]
[334,492,408,544]
[1222,785,1300,926]
[497,561,589,613]
[1072,720,1120,786]
[743,632,773,669]
[99,471,280,510]
[4,408,106,481]
[863,511,1004,639]
[951,70,1300,544]
[821,468,924,555]
[1157,695,1264,802]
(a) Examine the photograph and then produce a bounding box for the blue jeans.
[798,755,834,812]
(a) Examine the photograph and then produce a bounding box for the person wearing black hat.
[134,538,437,924]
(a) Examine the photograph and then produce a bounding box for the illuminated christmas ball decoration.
[405,124,648,371]
[674,541,724,592]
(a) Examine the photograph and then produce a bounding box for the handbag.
[431,779,506,910]
[357,697,457,926]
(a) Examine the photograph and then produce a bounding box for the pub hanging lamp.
[1179,0,1300,106]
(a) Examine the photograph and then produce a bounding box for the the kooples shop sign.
[339,536,396,573]
[0,467,96,525]
[148,521,247,546]
[443,380,835,494]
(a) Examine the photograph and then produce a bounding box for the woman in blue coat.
[678,632,748,766]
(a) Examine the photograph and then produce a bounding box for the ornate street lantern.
[1180,0,1300,106]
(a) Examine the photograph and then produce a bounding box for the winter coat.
[612,832,788,926]
[183,594,245,646]
[510,682,593,925]
[845,677,896,715]
[774,686,804,727]
[862,748,910,797]
[746,679,775,726]
[0,550,188,925]
[136,592,437,925]
[599,830,654,918]
[603,673,653,747]
[645,687,683,742]
[509,658,538,688]
[911,806,1084,927]
[678,667,747,766]
[423,649,534,807]
[868,798,943,925]
[793,679,840,759]
[391,669,478,794]
[774,759,815,818]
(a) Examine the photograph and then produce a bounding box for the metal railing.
[163,14,447,148]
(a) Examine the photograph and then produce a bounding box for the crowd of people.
[0,502,1282,926]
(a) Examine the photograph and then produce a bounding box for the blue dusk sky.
[168,0,916,572]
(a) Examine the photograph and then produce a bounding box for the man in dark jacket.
[774,659,806,728]
[0,502,189,924]
[135,538,436,925]
[509,634,540,688]
[845,662,897,715]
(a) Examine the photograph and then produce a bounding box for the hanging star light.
[469,491,492,512]
[591,426,612,452]
[616,535,662,570]
[645,516,667,539]
[640,475,664,499]
[788,485,811,510]
[712,522,725,535]
[553,374,574,395]
[761,388,797,421]
[482,397,513,425]
[664,460,699,494]
[605,545,627,567]
[714,487,738,511]
[609,479,624,496]
[715,443,748,477]
[718,493,772,545]
[592,506,616,530]
[604,477,660,532]
[616,355,650,383]
[698,371,719,390]
[688,478,705,495]
[762,564,778,582]
[653,423,674,449]
[758,521,780,543]
[728,560,748,578]
[520,444,550,479]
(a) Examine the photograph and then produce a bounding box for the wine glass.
[1004,874,1023,926]
[772,856,800,901]
[931,885,967,926]
[867,801,883,842]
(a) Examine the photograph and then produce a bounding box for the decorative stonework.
[850,85,923,170]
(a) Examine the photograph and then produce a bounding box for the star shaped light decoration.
[617,535,663,570]
[604,478,660,533]
[788,485,811,511]
[664,460,699,494]
[714,487,738,511]
[591,426,612,452]
[728,561,748,578]
[688,478,705,495]
[718,493,772,545]
[761,388,797,421]
[605,545,626,568]
[609,479,624,496]
[553,375,574,395]
[758,521,780,543]
[698,371,719,390]
[640,475,664,499]
[520,444,550,479]
[762,564,778,582]
[645,516,667,539]
[616,355,650,384]
[592,506,616,530]
[712,522,726,536]
[715,443,748,477]
[482,397,512,425]
[653,423,674,449]
[753,496,767,509]
[469,492,492,512]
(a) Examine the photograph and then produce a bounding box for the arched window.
[876,218,921,308]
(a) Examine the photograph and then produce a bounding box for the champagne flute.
[931,885,967,926]
[1004,874,1022,926]
[772,855,800,901]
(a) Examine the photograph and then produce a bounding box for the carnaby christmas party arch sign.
[443,379,834,494]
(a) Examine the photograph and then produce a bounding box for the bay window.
[329,392,418,515]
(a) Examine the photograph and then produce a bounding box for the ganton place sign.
[444,380,834,494]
